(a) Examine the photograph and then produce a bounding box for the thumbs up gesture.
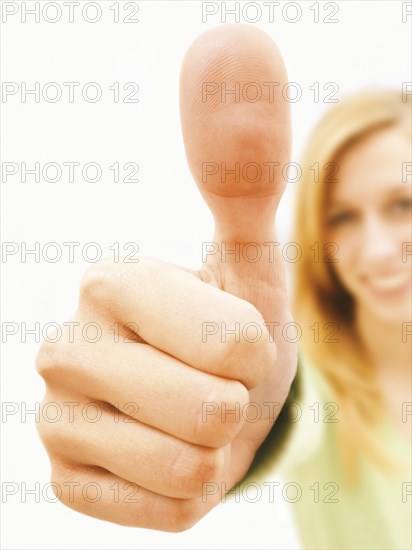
[36,25,298,531]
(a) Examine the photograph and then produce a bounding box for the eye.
[389,197,412,214]
[327,211,356,226]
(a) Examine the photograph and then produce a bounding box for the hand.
[36,24,297,532]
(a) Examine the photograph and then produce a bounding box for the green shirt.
[241,357,411,550]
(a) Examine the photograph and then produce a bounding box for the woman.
[36,26,410,547]
[245,89,411,550]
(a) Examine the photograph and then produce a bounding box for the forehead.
[328,127,411,203]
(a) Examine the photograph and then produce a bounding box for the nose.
[359,213,399,268]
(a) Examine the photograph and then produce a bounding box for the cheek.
[329,230,358,267]
[398,222,412,263]
[327,231,359,287]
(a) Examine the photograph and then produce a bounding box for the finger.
[50,460,203,531]
[180,25,291,242]
[78,258,276,390]
[180,25,296,385]
[42,403,231,499]
[50,447,250,532]
[38,335,248,447]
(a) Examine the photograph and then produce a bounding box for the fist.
[36,25,297,532]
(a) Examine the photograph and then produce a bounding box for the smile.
[363,273,412,297]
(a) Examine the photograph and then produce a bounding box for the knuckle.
[191,446,225,484]
[79,258,115,306]
[223,379,250,413]
[35,329,80,382]
[239,300,264,324]
[78,256,159,307]
[50,462,85,510]
[222,311,276,389]
[195,380,248,446]
[171,444,226,496]
[168,500,202,532]
[35,340,68,380]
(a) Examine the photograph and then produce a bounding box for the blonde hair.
[292,89,411,480]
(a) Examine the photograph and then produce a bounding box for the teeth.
[367,274,411,291]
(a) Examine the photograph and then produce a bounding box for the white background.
[1,1,411,548]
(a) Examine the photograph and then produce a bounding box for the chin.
[366,301,412,325]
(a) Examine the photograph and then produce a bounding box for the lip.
[362,274,412,299]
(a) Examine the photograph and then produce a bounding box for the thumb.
[180,25,292,320]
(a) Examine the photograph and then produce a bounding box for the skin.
[36,25,297,531]
[36,26,411,531]
[326,126,412,440]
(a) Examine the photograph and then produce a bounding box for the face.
[326,125,412,323]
